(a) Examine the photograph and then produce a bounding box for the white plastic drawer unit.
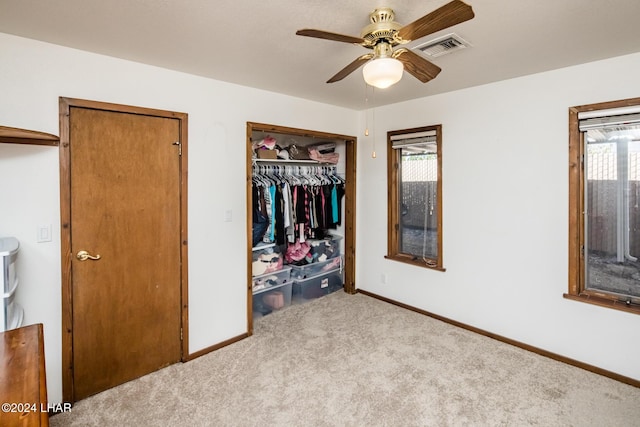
[1,237,23,332]
[1,237,19,293]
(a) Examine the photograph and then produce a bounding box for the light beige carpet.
[51,291,640,426]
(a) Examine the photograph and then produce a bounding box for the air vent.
[415,33,471,58]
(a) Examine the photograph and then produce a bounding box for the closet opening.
[246,122,357,334]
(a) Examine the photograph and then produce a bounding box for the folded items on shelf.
[308,148,339,164]
[287,144,311,160]
[307,141,336,154]
[253,135,277,151]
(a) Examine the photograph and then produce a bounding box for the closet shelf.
[0,125,59,146]
[253,158,333,165]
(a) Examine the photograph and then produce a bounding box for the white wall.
[3,29,639,406]
[357,52,640,381]
[0,32,358,404]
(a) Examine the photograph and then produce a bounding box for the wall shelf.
[0,125,59,146]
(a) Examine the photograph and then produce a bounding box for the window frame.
[566,96,640,315]
[386,124,445,271]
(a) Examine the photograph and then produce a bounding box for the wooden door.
[59,99,188,402]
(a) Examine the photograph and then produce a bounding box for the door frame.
[59,97,189,403]
[246,122,357,335]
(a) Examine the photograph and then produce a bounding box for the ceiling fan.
[295,0,474,89]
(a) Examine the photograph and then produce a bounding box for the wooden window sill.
[384,254,446,272]
[563,293,640,315]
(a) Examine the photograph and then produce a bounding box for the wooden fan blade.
[393,49,441,83]
[296,29,365,45]
[397,0,474,42]
[327,54,374,83]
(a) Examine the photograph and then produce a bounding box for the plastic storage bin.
[1,237,18,293]
[252,243,283,277]
[7,303,24,330]
[253,282,293,317]
[252,267,291,292]
[306,235,342,263]
[2,288,23,331]
[292,268,343,303]
[1,237,22,332]
[290,256,343,280]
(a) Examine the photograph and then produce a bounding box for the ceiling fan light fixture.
[362,57,404,89]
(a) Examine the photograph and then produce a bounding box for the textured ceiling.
[1,0,640,110]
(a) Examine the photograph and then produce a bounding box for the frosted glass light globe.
[362,58,404,89]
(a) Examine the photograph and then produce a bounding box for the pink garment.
[285,240,311,263]
[254,135,277,150]
[308,148,339,164]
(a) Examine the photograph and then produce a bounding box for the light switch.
[37,224,52,243]
[224,209,233,222]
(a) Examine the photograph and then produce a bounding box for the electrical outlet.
[381,273,388,284]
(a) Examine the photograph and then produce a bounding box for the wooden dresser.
[0,324,49,426]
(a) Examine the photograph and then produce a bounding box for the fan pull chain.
[364,81,370,137]
[371,86,376,158]
[363,83,377,159]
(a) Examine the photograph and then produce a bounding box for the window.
[386,125,444,271]
[567,97,640,314]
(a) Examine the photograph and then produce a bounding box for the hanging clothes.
[251,164,345,246]
[252,185,269,247]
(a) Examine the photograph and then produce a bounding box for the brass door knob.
[76,250,101,261]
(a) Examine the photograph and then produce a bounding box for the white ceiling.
[1,0,639,110]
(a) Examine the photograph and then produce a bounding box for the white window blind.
[391,130,437,151]
[579,105,640,131]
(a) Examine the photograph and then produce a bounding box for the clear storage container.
[253,282,293,317]
[1,237,19,293]
[252,267,291,293]
[292,268,343,303]
[252,243,284,277]
[290,256,343,280]
[1,237,21,332]
[306,235,342,263]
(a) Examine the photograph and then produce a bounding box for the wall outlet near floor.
[381,273,388,284]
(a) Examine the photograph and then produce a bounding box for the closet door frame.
[246,122,357,334]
